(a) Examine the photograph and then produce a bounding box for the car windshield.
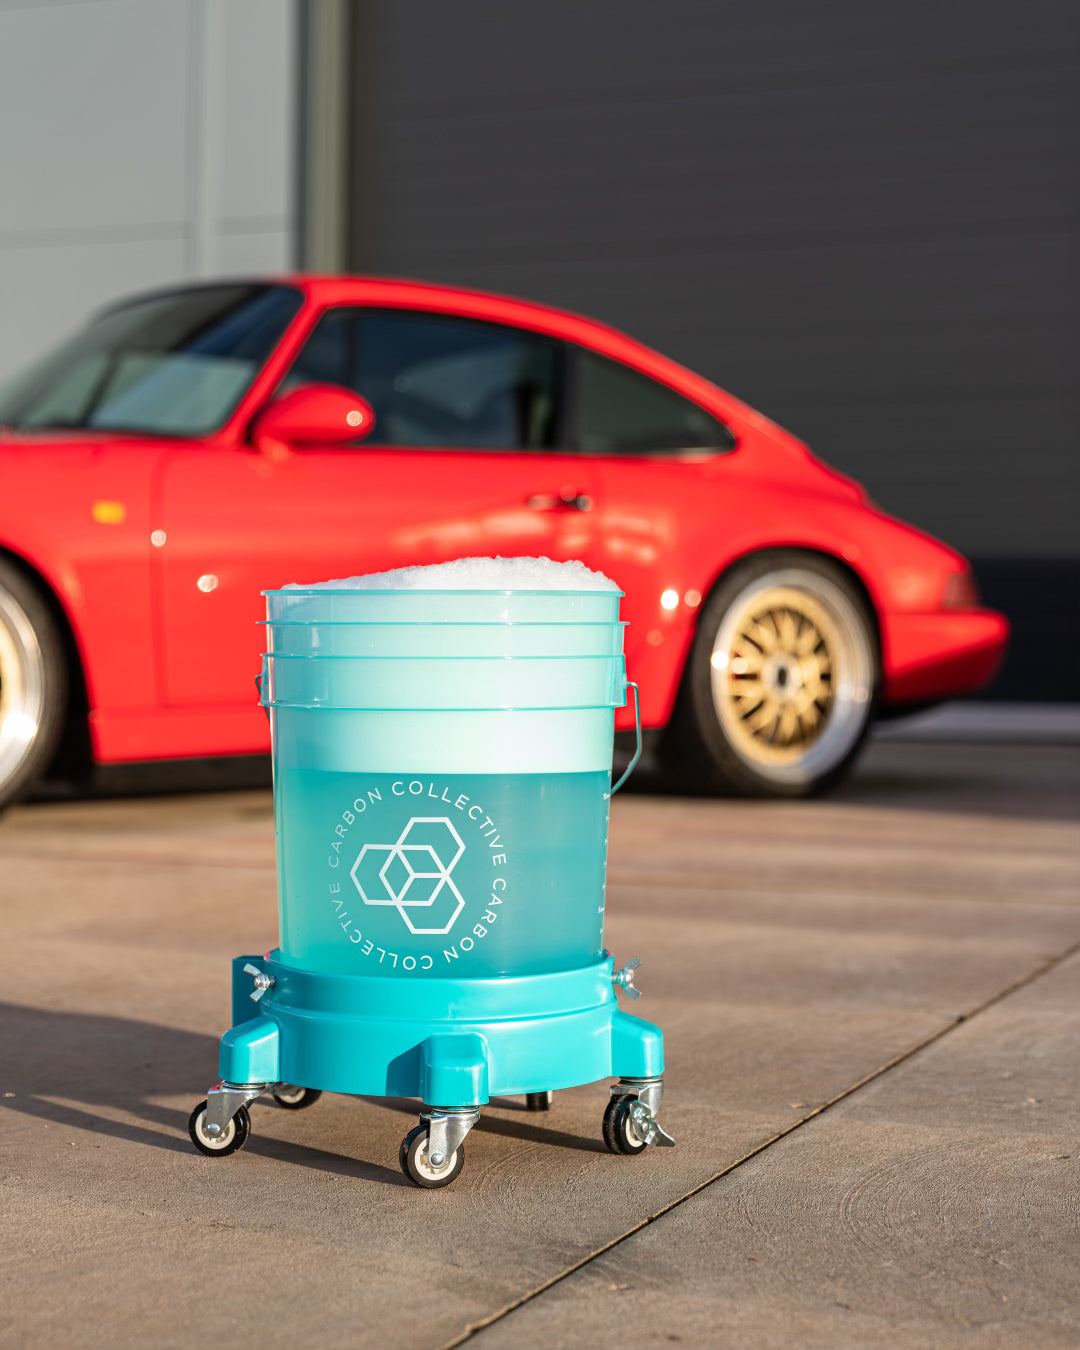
[0,283,303,437]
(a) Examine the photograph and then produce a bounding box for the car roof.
[281,274,643,352]
[104,273,610,340]
[288,273,587,318]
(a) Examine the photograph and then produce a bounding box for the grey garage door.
[343,0,1080,700]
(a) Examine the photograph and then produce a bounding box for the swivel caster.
[602,1095,648,1155]
[271,1085,322,1110]
[399,1124,465,1189]
[603,1078,675,1155]
[188,1100,251,1157]
[525,1091,553,1111]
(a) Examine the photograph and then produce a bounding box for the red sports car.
[0,277,1006,808]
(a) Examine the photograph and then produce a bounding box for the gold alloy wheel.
[710,570,873,784]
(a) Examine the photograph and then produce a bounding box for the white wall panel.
[0,236,188,375]
[220,0,295,224]
[215,226,292,275]
[0,1,188,235]
[0,0,296,379]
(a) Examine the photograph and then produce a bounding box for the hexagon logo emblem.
[349,817,466,935]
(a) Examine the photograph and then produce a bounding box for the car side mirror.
[253,383,375,457]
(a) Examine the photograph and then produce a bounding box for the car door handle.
[527,490,593,512]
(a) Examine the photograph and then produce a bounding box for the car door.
[157,307,600,708]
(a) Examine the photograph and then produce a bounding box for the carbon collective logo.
[327,779,509,969]
[349,817,466,936]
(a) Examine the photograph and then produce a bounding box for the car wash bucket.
[261,643,624,980]
[192,559,673,1187]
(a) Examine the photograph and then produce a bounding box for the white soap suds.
[285,556,618,592]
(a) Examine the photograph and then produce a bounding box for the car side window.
[576,348,735,454]
[281,307,562,451]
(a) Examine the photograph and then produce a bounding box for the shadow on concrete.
[32,755,273,804]
[366,1094,606,1154]
[0,1003,605,1184]
[0,1002,406,1186]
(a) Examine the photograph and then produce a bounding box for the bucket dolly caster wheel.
[399,1108,479,1189]
[603,1077,675,1155]
[270,1085,322,1110]
[188,1082,265,1157]
[525,1091,553,1112]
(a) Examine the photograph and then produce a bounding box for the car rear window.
[576,348,735,455]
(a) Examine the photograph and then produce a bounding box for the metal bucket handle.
[608,680,642,796]
[255,671,270,723]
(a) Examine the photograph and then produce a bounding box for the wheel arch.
[0,545,93,783]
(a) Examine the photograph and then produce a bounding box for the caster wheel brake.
[189,1100,251,1157]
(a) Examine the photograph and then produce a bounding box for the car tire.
[0,560,67,812]
[664,552,879,798]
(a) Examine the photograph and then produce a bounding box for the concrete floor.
[0,741,1077,1350]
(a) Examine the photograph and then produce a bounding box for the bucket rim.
[262,651,626,663]
[262,701,623,711]
[263,586,625,598]
[258,618,628,629]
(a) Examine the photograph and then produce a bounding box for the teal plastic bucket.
[262,587,627,981]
